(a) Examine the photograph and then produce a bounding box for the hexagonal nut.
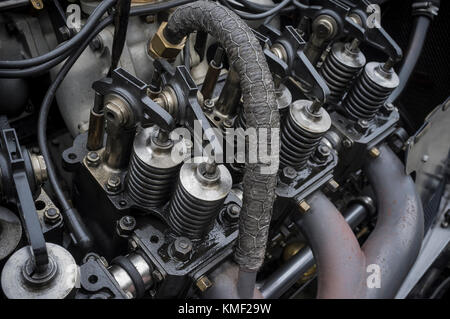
[86,151,100,167]
[298,200,310,214]
[369,147,381,158]
[172,237,192,261]
[326,179,339,192]
[44,208,61,225]
[224,204,240,224]
[116,215,136,237]
[106,175,121,193]
[148,22,186,60]
[196,275,213,292]
[314,144,331,163]
[355,119,369,133]
[382,102,395,115]
[280,166,297,184]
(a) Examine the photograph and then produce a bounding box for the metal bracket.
[261,26,330,103]
[93,68,175,131]
[0,128,48,272]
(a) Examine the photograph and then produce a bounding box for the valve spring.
[168,182,225,239]
[127,153,180,207]
[280,112,323,169]
[320,42,366,104]
[343,62,399,120]
[168,159,232,239]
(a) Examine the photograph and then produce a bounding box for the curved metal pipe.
[361,144,424,298]
[260,198,372,298]
[294,145,424,298]
[296,192,367,298]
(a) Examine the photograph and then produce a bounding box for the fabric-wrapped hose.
[163,1,280,275]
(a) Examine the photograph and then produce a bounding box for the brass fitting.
[148,22,186,61]
[298,200,311,214]
[195,275,213,292]
[369,147,381,158]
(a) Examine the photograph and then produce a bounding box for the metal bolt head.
[327,179,339,192]
[382,102,395,115]
[196,275,213,292]
[224,204,240,223]
[86,151,100,167]
[298,200,310,214]
[280,166,297,184]
[314,144,331,163]
[106,175,121,192]
[172,237,192,261]
[117,216,136,237]
[44,208,61,225]
[203,99,214,113]
[343,139,353,149]
[355,119,369,133]
[90,36,103,52]
[369,147,381,158]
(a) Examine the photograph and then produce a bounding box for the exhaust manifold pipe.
[298,145,424,298]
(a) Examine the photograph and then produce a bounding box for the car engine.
[0,0,449,300]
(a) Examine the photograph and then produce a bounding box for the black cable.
[0,0,116,70]
[220,0,293,20]
[53,0,69,27]
[387,16,431,103]
[227,0,295,13]
[108,0,132,76]
[292,0,309,10]
[129,0,195,16]
[37,18,112,251]
[0,49,70,78]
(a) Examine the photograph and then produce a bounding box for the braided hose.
[163,1,280,288]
